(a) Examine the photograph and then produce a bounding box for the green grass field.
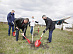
[0,23,73,54]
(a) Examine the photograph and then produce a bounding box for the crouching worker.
[42,15,55,43]
[14,18,29,41]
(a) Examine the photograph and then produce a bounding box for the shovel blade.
[13,32,16,36]
[35,40,41,47]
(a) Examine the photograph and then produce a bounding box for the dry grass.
[0,23,73,54]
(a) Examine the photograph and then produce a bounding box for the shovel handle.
[21,32,28,40]
[32,34,33,43]
[39,33,43,40]
[41,33,43,37]
[39,37,42,40]
[24,36,27,40]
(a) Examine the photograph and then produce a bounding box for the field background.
[0,23,73,54]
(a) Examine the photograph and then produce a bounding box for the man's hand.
[16,27,19,30]
[21,33,24,36]
[43,30,46,33]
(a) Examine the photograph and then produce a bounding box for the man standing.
[7,10,15,36]
[42,15,55,43]
[30,16,38,35]
[14,18,29,41]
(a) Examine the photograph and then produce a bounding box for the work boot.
[46,42,51,43]
[47,38,49,40]
[8,34,10,36]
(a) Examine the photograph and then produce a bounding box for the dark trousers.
[16,30,19,41]
[47,30,53,42]
[16,29,26,41]
[30,26,33,35]
[8,25,14,36]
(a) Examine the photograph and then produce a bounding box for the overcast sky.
[0,0,73,24]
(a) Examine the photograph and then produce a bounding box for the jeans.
[16,30,19,41]
[16,29,26,41]
[30,26,33,35]
[48,30,53,42]
[8,25,14,36]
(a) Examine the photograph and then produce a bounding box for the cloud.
[0,0,73,24]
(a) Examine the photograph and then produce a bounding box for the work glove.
[43,30,46,33]
[12,21,14,24]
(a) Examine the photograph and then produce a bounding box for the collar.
[10,12,14,15]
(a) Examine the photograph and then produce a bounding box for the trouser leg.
[22,28,27,39]
[23,30,26,39]
[16,30,19,41]
[30,26,33,35]
[49,30,53,42]
[12,25,14,36]
[8,25,11,36]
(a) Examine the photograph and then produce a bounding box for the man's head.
[24,18,29,24]
[11,10,15,14]
[32,16,34,19]
[42,15,47,20]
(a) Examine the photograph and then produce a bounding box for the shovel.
[21,33,31,44]
[20,28,31,44]
[20,29,31,44]
[13,31,16,36]
[13,29,31,44]
[35,33,43,47]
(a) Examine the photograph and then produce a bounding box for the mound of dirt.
[26,41,49,50]
[33,33,38,36]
